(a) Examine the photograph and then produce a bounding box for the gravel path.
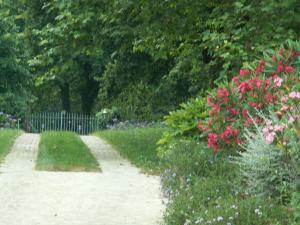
[0,133,164,225]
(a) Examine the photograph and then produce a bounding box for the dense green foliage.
[37,131,99,171]
[2,0,298,119]
[0,129,21,162]
[0,1,31,115]
[95,127,165,173]
[157,96,208,157]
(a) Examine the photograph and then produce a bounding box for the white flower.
[195,218,203,224]
[255,208,262,216]
[230,205,238,209]
[184,219,191,225]
[217,216,224,221]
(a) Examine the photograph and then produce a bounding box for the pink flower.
[274,124,287,132]
[266,120,273,126]
[288,116,295,124]
[281,96,288,103]
[273,76,283,87]
[262,127,269,136]
[265,132,276,144]
[280,105,289,111]
[289,91,300,99]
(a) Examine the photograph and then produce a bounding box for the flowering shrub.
[199,46,300,153]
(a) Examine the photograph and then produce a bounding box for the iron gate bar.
[25,112,99,135]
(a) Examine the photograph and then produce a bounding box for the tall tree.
[0,0,31,115]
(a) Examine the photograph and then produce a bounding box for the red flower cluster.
[199,48,300,153]
[208,133,218,153]
[255,60,266,75]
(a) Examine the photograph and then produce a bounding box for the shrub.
[96,107,120,129]
[111,82,156,121]
[157,96,208,157]
[199,41,300,153]
[0,112,18,128]
[234,93,300,203]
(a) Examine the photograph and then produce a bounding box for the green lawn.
[36,131,100,171]
[95,127,165,173]
[0,129,21,162]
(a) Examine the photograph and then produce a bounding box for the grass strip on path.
[0,129,22,163]
[36,131,100,172]
[95,127,165,174]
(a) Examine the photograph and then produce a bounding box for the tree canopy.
[0,0,31,115]
[1,0,299,118]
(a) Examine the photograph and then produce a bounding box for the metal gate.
[25,112,99,135]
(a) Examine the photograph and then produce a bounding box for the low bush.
[157,96,208,157]
[235,128,298,204]
[96,107,120,129]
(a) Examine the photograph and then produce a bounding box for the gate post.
[60,111,66,131]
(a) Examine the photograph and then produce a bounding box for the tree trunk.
[81,77,99,115]
[79,61,100,115]
[60,82,71,112]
